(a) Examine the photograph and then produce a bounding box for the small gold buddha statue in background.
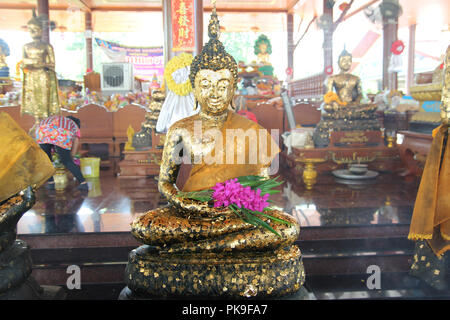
[21,10,60,123]
[325,49,362,107]
[313,49,380,147]
[121,7,304,299]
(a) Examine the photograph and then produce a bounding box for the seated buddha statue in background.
[313,49,380,147]
[122,7,304,299]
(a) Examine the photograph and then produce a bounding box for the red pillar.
[194,0,203,56]
[37,0,50,43]
[287,13,294,76]
[85,12,93,72]
[382,15,398,91]
[323,0,333,72]
[406,24,416,94]
[162,0,173,65]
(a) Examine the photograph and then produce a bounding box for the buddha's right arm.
[157,127,206,212]
[157,127,228,215]
[158,127,183,201]
[325,77,334,93]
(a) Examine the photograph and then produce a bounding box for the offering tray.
[332,169,379,180]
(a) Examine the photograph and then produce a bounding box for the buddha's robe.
[408,125,450,257]
[0,112,54,202]
[182,111,280,192]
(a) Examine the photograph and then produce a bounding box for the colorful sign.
[171,0,195,52]
[94,38,164,82]
[422,101,442,113]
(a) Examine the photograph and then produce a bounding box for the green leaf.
[241,208,282,237]
[251,210,292,226]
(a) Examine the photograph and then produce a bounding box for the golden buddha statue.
[313,49,380,147]
[21,10,60,122]
[121,7,304,299]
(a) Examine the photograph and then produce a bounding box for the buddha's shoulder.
[168,114,199,131]
[230,112,264,131]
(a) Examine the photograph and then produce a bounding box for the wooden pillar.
[37,0,50,43]
[194,0,203,56]
[382,16,398,91]
[406,24,416,94]
[162,0,173,65]
[85,12,93,72]
[323,0,333,71]
[287,13,294,75]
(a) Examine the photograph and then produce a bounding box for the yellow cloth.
[182,112,280,192]
[0,112,55,202]
[408,124,450,257]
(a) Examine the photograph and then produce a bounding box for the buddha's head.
[27,10,43,41]
[338,48,352,72]
[189,8,238,115]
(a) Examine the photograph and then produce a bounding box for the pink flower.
[212,178,270,212]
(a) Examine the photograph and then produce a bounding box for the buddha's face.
[28,24,42,40]
[195,69,234,115]
[339,55,352,72]
[259,43,267,54]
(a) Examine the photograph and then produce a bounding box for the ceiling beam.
[203,7,287,13]
[0,2,290,13]
[343,0,381,22]
[88,6,162,12]
[0,4,67,11]
[74,0,92,12]
[287,0,300,13]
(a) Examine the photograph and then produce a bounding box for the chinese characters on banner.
[172,0,195,52]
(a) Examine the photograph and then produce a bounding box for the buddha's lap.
[130,205,299,245]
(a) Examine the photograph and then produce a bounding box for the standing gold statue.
[21,10,60,122]
[408,45,450,290]
[121,6,305,299]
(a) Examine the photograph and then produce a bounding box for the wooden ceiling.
[0,0,298,12]
[0,0,449,32]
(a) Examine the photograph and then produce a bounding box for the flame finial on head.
[189,2,238,89]
[339,45,352,60]
[27,9,42,28]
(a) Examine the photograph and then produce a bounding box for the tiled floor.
[16,166,450,300]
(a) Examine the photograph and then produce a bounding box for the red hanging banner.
[172,0,195,52]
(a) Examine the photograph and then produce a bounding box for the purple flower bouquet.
[177,175,291,236]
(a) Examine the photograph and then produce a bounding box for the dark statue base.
[119,285,315,300]
[0,239,65,300]
[120,245,306,300]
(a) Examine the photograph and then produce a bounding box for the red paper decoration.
[237,110,258,123]
[325,65,333,75]
[172,0,195,52]
[391,40,405,55]
[339,2,349,11]
[285,67,293,76]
